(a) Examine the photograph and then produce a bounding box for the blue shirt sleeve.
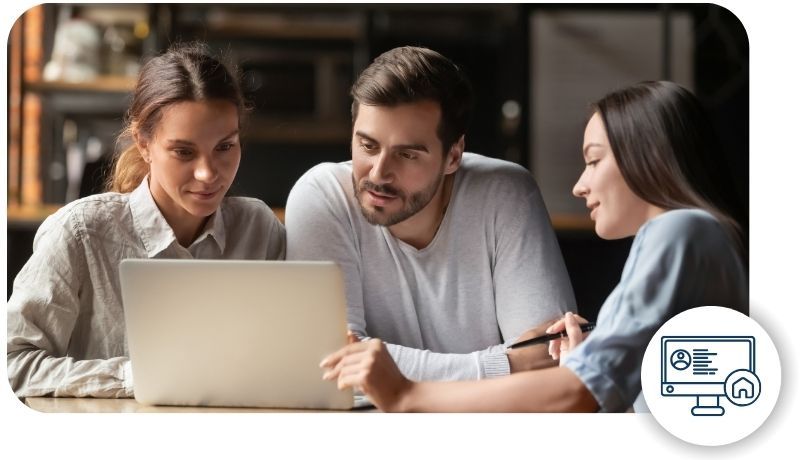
[561,210,747,412]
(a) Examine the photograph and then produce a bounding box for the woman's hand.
[547,312,590,362]
[320,336,413,412]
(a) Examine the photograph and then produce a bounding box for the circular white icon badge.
[641,306,781,446]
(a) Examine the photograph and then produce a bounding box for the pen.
[506,322,596,350]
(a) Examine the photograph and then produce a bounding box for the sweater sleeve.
[285,166,366,333]
[6,210,133,398]
[382,343,510,381]
[491,167,575,345]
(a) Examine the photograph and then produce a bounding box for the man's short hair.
[350,46,473,152]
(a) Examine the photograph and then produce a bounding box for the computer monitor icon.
[661,336,757,416]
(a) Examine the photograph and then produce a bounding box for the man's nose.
[368,151,393,184]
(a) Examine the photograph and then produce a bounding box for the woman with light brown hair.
[7,42,285,398]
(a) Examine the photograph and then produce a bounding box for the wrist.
[394,380,419,412]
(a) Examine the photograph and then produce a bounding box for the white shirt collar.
[128,176,226,257]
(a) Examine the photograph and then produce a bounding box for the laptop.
[120,259,363,410]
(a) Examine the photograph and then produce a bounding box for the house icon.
[733,377,755,399]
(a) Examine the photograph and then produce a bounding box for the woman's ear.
[444,135,465,175]
[134,133,151,164]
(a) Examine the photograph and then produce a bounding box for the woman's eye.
[174,149,193,158]
[586,159,599,167]
[217,143,235,152]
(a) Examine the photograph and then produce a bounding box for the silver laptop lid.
[120,259,353,410]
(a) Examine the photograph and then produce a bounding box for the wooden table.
[24,397,370,413]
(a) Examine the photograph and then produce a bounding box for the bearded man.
[285,46,575,382]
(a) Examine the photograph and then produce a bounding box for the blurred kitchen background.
[7,3,748,320]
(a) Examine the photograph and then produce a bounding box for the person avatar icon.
[670,349,692,371]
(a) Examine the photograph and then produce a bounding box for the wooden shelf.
[203,10,364,40]
[7,204,286,227]
[25,76,136,94]
[7,203,62,229]
[551,213,595,232]
[9,206,580,232]
[245,118,351,144]
[272,207,285,224]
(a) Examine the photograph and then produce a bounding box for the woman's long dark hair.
[593,81,747,259]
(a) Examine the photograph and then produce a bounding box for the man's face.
[351,100,454,227]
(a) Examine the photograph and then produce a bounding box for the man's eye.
[361,143,378,152]
[399,151,416,160]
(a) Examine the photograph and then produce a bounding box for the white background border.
[2,1,796,458]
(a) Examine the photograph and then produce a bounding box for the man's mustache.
[360,180,402,198]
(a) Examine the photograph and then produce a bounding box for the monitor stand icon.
[661,336,760,416]
[691,395,725,416]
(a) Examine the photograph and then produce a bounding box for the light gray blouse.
[7,178,285,397]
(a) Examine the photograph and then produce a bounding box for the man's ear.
[444,135,465,175]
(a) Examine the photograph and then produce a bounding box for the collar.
[129,177,226,257]
[188,203,226,254]
[129,177,178,257]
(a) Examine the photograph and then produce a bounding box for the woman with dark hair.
[590,81,745,256]
[319,81,748,412]
[7,42,285,398]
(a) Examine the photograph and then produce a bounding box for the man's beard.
[352,172,444,227]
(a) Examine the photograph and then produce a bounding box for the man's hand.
[320,337,414,412]
[506,317,561,373]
